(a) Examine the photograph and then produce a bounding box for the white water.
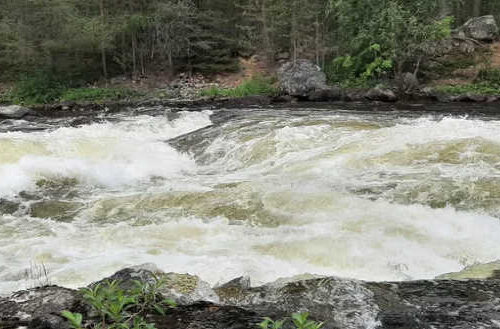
[1,108,500,295]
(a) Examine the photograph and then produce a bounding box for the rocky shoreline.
[3,87,500,124]
[1,264,500,329]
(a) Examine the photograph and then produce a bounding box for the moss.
[435,83,500,95]
[163,273,199,294]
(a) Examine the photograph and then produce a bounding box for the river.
[1,104,500,294]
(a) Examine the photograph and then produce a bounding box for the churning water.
[1,106,500,294]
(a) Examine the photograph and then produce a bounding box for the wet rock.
[29,200,84,222]
[456,15,499,41]
[277,60,327,97]
[308,87,342,102]
[91,264,219,304]
[436,261,500,280]
[0,105,32,119]
[0,199,19,215]
[365,87,398,102]
[0,286,86,329]
[217,276,380,329]
[150,301,271,329]
[451,94,488,102]
[367,279,500,329]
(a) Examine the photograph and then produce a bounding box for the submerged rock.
[437,260,500,280]
[91,263,219,304]
[0,105,32,119]
[277,59,327,97]
[0,199,19,215]
[29,200,84,222]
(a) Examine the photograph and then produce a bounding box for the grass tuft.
[200,76,277,98]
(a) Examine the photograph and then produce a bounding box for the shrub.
[259,312,323,329]
[60,88,140,103]
[435,83,500,95]
[10,71,65,105]
[62,277,176,329]
[200,76,277,98]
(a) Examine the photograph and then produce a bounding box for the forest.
[0,0,499,103]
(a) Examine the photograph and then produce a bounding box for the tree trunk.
[439,0,450,17]
[99,0,108,82]
[473,0,481,17]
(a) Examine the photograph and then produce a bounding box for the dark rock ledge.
[1,264,500,329]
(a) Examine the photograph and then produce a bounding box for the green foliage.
[10,72,65,105]
[62,276,176,329]
[291,312,323,329]
[477,68,500,85]
[200,76,277,98]
[435,83,500,95]
[61,311,83,329]
[60,88,141,103]
[259,312,323,329]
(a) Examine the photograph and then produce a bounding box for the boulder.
[308,87,342,102]
[91,264,219,304]
[365,87,398,102]
[457,15,499,41]
[0,286,86,329]
[0,105,32,119]
[277,60,327,97]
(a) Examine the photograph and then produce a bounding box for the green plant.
[435,83,500,95]
[477,68,500,85]
[200,76,277,98]
[10,71,65,105]
[291,312,323,329]
[259,317,286,329]
[59,88,141,103]
[62,276,176,329]
[62,311,84,329]
[259,312,323,329]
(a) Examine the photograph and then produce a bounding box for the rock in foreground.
[1,264,500,329]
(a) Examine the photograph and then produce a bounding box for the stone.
[0,199,19,215]
[308,87,342,102]
[29,200,84,222]
[436,260,500,280]
[0,286,87,329]
[2,267,500,329]
[0,105,32,119]
[90,263,219,304]
[277,60,327,97]
[365,87,398,102]
[399,72,419,93]
[458,15,499,41]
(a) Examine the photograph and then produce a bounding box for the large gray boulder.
[277,59,327,97]
[457,15,499,41]
[0,105,32,119]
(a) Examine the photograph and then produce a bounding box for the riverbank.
[1,263,499,329]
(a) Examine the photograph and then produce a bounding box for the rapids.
[1,106,500,295]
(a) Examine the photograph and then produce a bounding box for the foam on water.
[2,109,500,296]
